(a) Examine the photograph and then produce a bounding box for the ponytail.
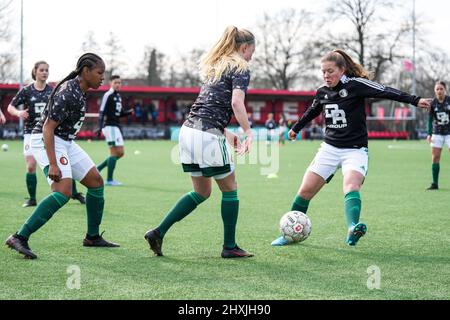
[45,53,103,119]
[322,49,371,79]
[200,26,255,82]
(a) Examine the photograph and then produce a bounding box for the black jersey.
[98,88,131,128]
[428,96,450,135]
[292,75,421,149]
[11,83,53,134]
[33,78,87,141]
[265,119,276,130]
[184,68,251,133]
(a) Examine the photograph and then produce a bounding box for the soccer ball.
[1,144,8,152]
[279,211,312,243]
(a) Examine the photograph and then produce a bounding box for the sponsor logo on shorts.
[25,144,29,150]
[60,156,68,165]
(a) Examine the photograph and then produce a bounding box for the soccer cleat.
[221,245,254,258]
[106,180,123,186]
[71,193,86,204]
[271,236,289,246]
[346,223,367,246]
[144,228,163,256]
[5,234,37,259]
[22,198,37,208]
[82,231,120,247]
[426,183,439,190]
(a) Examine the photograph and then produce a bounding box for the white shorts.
[23,134,33,157]
[430,134,450,149]
[179,125,234,180]
[102,126,124,147]
[307,142,369,182]
[30,133,95,185]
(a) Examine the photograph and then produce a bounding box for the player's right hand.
[427,135,432,144]
[288,129,298,140]
[48,164,62,182]
[19,109,29,120]
[238,129,253,155]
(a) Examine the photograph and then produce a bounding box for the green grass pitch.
[1,139,449,300]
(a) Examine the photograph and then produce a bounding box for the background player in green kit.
[271,49,431,247]
[5,53,119,259]
[7,61,86,207]
[426,81,450,190]
[96,75,133,186]
[144,26,255,258]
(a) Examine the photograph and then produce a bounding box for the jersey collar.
[340,74,349,84]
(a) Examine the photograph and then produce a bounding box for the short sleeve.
[11,88,27,107]
[48,91,69,123]
[232,69,251,93]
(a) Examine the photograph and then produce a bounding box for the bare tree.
[0,0,11,39]
[0,0,15,82]
[81,30,100,53]
[326,0,411,82]
[416,49,450,97]
[171,49,203,87]
[0,52,15,82]
[138,46,165,86]
[252,8,322,90]
[104,32,125,80]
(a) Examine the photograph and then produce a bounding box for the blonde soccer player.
[144,26,255,258]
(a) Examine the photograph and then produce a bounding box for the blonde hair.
[322,49,371,79]
[200,26,255,82]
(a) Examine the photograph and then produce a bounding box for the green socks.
[97,158,108,172]
[221,190,239,248]
[158,191,206,238]
[107,156,119,181]
[291,194,310,213]
[26,173,37,200]
[432,163,440,185]
[86,186,105,237]
[344,191,361,229]
[97,156,119,181]
[17,192,69,238]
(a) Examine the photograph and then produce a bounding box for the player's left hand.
[288,129,298,140]
[94,128,102,138]
[48,164,62,182]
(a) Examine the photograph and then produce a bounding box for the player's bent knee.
[344,184,361,194]
[200,191,211,199]
[26,166,36,174]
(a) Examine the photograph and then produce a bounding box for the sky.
[4,0,450,82]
